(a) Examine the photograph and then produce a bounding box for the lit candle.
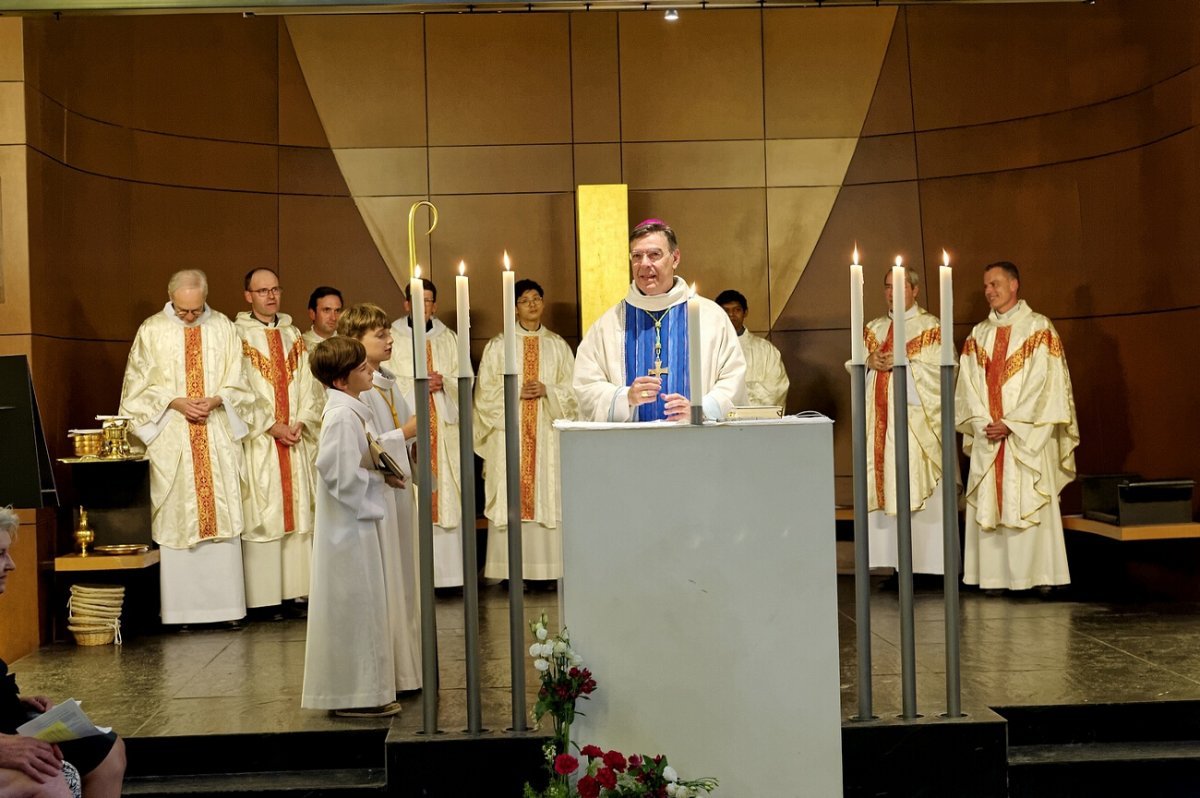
[456,261,473,378]
[850,245,865,365]
[502,251,517,375]
[939,249,954,366]
[687,282,702,413]
[892,256,907,367]
[411,266,428,379]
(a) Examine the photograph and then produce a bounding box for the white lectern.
[558,417,843,797]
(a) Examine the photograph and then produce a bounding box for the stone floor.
[11,577,1200,741]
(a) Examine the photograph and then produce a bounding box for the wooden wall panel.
[624,141,764,190]
[0,145,30,330]
[570,13,620,144]
[425,15,572,147]
[860,10,913,138]
[619,10,763,142]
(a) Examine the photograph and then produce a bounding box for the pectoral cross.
[648,359,669,378]
[644,308,671,380]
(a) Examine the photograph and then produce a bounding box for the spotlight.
[664,8,679,20]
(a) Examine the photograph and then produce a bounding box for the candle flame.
[503,250,511,271]
[894,255,903,268]
[414,264,422,279]
[689,281,698,298]
[459,260,466,276]
[852,244,860,266]
[942,249,950,268]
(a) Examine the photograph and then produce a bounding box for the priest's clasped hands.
[627,375,691,421]
[269,421,305,447]
[169,395,223,424]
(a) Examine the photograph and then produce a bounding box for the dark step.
[996,699,1200,747]
[122,767,386,797]
[1009,749,1200,798]
[1011,739,1200,766]
[124,729,387,779]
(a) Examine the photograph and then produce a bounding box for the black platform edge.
[123,728,388,778]
[841,708,1008,798]
[995,698,1200,747]
[385,725,552,798]
[122,766,387,797]
[1008,753,1200,798]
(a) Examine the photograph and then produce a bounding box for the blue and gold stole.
[623,301,691,422]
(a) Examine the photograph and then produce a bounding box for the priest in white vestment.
[339,303,422,692]
[574,219,746,422]
[235,268,322,613]
[385,278,465,588]
[302,336,401,717]
[715,289,789,408]
[475,279,578,583]
[119,270,254,625]
[302,286,343,353]
[957,261,1079,592]
[862,268,948,576]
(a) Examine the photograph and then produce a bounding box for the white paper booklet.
[16,699,111,742]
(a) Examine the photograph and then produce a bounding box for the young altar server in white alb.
[863,267,949,576]
[302,337,402,718]
[574,219,747,422]
[119,269,255,626]
[715,288,790,408]
[385,278,465,588]
[957,261,1079,592]
[474,279,578,584]
[338,303,422,692]
[235,267,323,616]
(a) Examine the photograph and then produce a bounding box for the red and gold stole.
[985,327,1012,514]
[520,336,540,521]
[243,332,305,532]
[426,340,440,524]
[184,327,219,539]
[870,324,896,509]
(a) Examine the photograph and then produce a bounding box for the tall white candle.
[892,256,907,367]
[687,283,702,412]
[411,266,428,379]
[939,249,954,366]
[502,251,517,375]
[850,246,866,365]
[456,261,473,378]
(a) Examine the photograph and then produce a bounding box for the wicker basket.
[68,584,124,646]
[68,625,117,646]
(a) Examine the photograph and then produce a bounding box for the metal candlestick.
[892,363,918,720]
[850,363,874,721]
[414,375,439,735]
[941,364,963,718]
[458,376,483,733]
[504,373,527,731]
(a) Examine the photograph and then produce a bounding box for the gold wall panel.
[0,19,22,81]
[843,134,917,186]
[334,148,428,197]
[278,194,407,322]
[0,83,24,145]
[431,192,579,341]
[766,139,859,188]
[861,10,913,138]
[277,19,328,149]
[425,15,572,147]
[628,188,767,326]
[351,195,435,294]
[577,183,628,336]
[0,145,29,328]
[619,10,763,143]
[570,12,620,144]
[131,131,278,193]
[574,144,622,187]
[623,141,764,191]
[763,7,897,139]
[286,15,427,148]
[429,145,574,196]
[775,181,921,332]
[765,186,841,330]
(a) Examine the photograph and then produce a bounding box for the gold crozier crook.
[407,200,439,280]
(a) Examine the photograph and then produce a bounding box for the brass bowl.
[69,430,104,458]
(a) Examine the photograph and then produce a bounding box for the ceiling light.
[665,8,679,19]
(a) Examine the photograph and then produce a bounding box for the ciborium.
[96,415,134,459]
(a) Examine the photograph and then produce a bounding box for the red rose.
[569,667,580,677]
[581,744,603,759]
[577,775,601,798]
[602,750,627,773]
[554,754,579,775]
[628,754,643,767]
[596,767,618,789]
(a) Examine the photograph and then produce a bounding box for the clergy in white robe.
[234,268,323,610]
[862,269,947,576]
[715,289,790,408]
[302,337,400,716]
[339,302,422,692]
[118,270,254,625]
[574,220,746,422]
[385,279,465,588]
[474,280,579,581]
[303,286,343,353]
[957,262,1079,591]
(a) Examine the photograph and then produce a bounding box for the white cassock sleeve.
[316,409,387,531]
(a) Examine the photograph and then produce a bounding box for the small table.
[54,550,160,572]
[1062,515,1200,542]
[53,550,161,640]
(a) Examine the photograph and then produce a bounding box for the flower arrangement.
[523,614,718,798]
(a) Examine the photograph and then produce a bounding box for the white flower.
[534,658,550,672]
[570,653,583,666]
[540,642,556,658]
[663,766,679,783]
[536,627,548,641]
[553,640,568,655]
[666,785,678,797]
[529,643,543,657]
[675,787,692,798]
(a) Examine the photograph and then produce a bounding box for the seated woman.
[0,506,126,798]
